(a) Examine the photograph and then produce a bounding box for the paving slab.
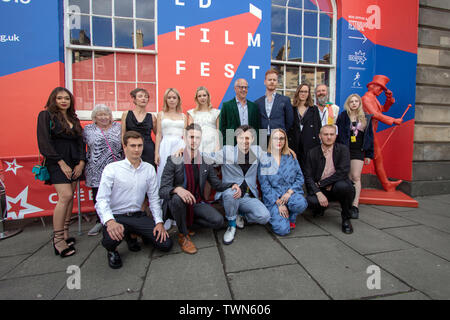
[217,225,296,273]
[367,248,450,299]
[309,216,414,255]
[357,205,419,229]
[416,197,450,217]
[384,225,450,260]
[373,291,430,300]
[0,272,67,300]
[274,215,330,239]
[370,204,415,213]
[390,209,450,234]
[281,236,411,300]
[56,243,151,300]
[0,255,28,279]
[0,224,51,257]
[422,194,450,205]
[152,228,217,258]
[142,247,231,300]
[98,292,140,300]
[2,234,101,279]
[228,264,329,300]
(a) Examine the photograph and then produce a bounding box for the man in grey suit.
[207,125,271,245]
[159,124,240,254]
[255,69,294,145]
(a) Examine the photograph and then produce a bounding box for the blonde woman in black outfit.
[287,83,322,171]
[37,87,86,258]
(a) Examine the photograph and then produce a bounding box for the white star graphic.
[4,159,24,175]
[6,186,44,220]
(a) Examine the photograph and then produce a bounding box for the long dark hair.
[45,87,82,135]
[292,83,313,107]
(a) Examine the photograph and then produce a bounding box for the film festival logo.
[348,5,381,32]
[348,50,367,65]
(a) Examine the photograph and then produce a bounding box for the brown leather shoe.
[178,233,197,254]
[188,229,195,236]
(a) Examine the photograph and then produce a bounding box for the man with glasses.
[219,78,260,145]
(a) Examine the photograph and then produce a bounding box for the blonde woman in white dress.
[155,88,186,230]
[187,86,220,200]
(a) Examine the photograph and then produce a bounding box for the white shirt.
[95,158,163,226]
[235,98,248,125]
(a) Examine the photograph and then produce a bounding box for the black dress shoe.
[313,207,325,218]
[107,251,122,269]
[350,206,359,219]
[342,219,354,234]
[126,236,141,252]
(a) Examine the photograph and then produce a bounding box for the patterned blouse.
[83,122,123,188]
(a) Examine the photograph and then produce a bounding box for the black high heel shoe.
[64,221,76,247]
[53,230,76,258]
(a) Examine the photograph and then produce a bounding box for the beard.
[317,95,329,106]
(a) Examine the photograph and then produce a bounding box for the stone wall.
[413,0,450,195]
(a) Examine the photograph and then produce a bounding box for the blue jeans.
[221,189,270,225]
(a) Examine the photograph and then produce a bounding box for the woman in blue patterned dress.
[259,129,307,236]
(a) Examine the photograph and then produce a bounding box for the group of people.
[36,69,388,269]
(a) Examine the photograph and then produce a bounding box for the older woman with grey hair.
[83,104,123,235]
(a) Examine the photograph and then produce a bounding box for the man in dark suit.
[255,69,294,146]
[159,124,240,254]
[303,125,355,234]
[219,78,260,145]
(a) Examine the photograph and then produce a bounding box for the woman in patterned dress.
[83,104,123,236]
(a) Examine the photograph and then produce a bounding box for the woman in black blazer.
[287,83,322,171]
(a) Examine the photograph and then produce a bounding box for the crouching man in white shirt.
[96,131,173,269]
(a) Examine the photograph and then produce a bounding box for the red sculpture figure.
[362,75,403,192]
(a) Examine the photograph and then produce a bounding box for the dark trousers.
[307,180,355,219]
[167,195,224,235]
[91,187,100,223]
[102,212,173,252]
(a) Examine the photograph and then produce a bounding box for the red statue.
[362,75,403,192]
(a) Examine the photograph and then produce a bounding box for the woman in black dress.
[287,83,322,171]
[336,93,374,219]
[121,88,157,167]
[37,87,86,258]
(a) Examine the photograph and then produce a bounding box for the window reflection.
[136,21,155,49]
[115,0,133,17]
[319,40,331,64]
[93,0,112,15]
[93,17,112,47]
[304,38,317,63]
[272,6,286,34]
[68,0,89,14]
[304,0,319,11]
[286,66,299,90]
[304,11,318,37]
[301,67,315,87]
[72,50,93,80]
[288,9,302,35]
[70,15,91,45]
[288,0,302,9]
[271,34,286,60]
[288,36,302,62]
[136,0,155,19]
[115,18,134,49]
[320,14,332,38]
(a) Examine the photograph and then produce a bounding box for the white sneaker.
[236,215,245,229]
[88,222,102,236]
[223,226,236,245]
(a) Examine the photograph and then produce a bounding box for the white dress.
[187,108,220,153]
[157,113,186,186]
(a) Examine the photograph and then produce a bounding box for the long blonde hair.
[193,86,212,111]
[344,94,366,130]
[268,129,290,155]
[162,88,183,113]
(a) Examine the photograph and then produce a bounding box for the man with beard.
[315,84,340,127]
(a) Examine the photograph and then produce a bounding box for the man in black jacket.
[303,125,355,234]
[159,124,240,254]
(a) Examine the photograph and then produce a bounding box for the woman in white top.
[187,86,220,153]
[155,88,186,185]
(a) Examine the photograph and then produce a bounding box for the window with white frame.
[271,0,336,100]
[64,0,157,119]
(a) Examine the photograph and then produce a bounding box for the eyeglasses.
[236,86,249,90]
[299,90,309,94]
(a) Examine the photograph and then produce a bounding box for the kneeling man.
[96,131,173,269]
[159,124,240,254]
[304,125,355,234]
